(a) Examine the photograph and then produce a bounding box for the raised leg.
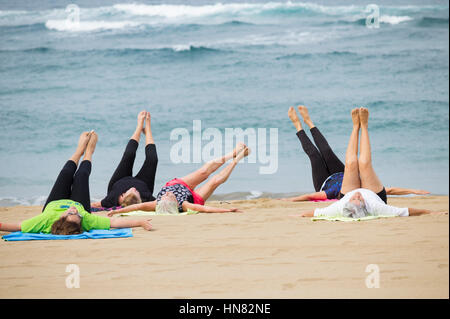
[358,107,384,193]
[135,112,158,194]
[195,147,250,201]
[71,132,97,212]
[296,130,330,192]
[42,131,91,211]
[298,105,345,175]
[180,143,246,189]
[340,108,362,194]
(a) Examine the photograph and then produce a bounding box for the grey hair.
[155,199,179,215]
[343,201,369,218]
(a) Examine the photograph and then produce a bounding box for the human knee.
[345,157,358,170]
[358,158,372,170]
[212,175,226,186]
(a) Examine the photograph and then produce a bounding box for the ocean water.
[0,0,448,206]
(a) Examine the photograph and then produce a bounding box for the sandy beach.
[0,195,448,299]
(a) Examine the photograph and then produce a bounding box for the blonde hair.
[122,193,142,207]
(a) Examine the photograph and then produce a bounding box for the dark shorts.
[338,187,387,204]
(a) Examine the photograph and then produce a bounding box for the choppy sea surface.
[0,0,448,206]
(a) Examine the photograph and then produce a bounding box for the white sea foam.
[45,19,141,32]
[380,15,413,25]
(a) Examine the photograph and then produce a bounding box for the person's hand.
[140,219,152,230]
[107,210,120,217]
[430,211,448,216]
[229,208,243,213]
[414,190,430,195]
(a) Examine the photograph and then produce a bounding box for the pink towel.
[311,199,338,202]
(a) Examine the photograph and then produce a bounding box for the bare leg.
[180,143,246,189]
[288,106,303,131]
[358,107,384,193]
[298,105,315,129]
[195,147,250,201]
[340,108,362,194]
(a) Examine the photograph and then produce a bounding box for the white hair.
[343,201,369,218]
[155,199,179,215]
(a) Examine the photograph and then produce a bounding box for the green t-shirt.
[21,199,110,234]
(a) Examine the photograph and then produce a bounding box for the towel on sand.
[2,228,133,241]
[120,209,199,216]
[311,215,396,222]
[311,199,338,202]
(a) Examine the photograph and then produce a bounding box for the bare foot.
[288,106,302,131]
[235,147,250,162]
[144,111,151,134]
[233,142,246,157]
[137,110,146,131]
[84,131,98,161]
[359,107,369,128]
[351,108,360,129]
[297,105,314,129]
[75,131,92,156]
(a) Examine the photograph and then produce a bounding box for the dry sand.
[0,196,448,299]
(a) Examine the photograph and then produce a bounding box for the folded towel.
[120,209,199,216]
[311,215,396,222]
[2,228,133,241]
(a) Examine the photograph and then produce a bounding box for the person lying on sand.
[0,131,152,234]
[91,110,158,209]
[107,143,250,216]
[279,105,429,202]
[299,108,442,218]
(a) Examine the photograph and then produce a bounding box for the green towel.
[311,215,396,222]
[120,209,199,216]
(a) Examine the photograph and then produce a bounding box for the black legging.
[296,127,345,192]
[107,139,158,194]
[43,160,92,212]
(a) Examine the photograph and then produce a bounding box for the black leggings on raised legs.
[107,139,158,194]
[296,127,345,192]
[43,160,92,212]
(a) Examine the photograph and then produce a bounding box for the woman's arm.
[183,202,242,213]
[0,222,22,232]
[109,218,152,231]
[278,191,328,202]
[107,201,156,217]
[386,187,430,196]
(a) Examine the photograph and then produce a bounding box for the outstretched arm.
[183,202,242,213]
[107,201,156,217]
[0,222,22,232]
[386,187,430,196]
[279,191,328,202]
[109,218,152,230]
